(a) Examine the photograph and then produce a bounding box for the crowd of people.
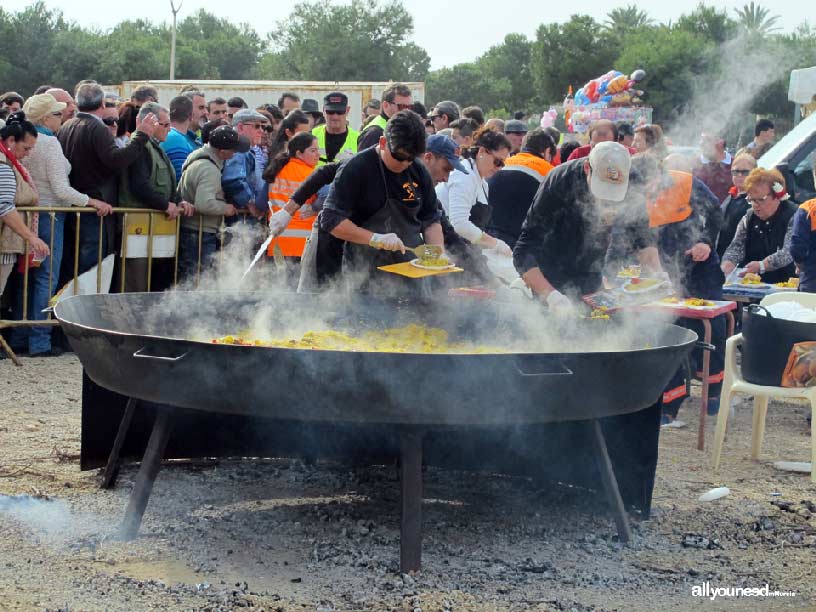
[2,80,816,428]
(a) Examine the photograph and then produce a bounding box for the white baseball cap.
[587,141,631,202]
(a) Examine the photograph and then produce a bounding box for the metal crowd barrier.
[0,205,248,365]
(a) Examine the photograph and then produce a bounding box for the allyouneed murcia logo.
[691,582,797,601]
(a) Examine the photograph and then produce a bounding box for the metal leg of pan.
[119,409,174,540]
[0,335,21,367]
[589,419,633,544]
[400,428,424,573]
[100,398,138,489]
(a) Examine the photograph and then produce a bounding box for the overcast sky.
[28,0,808,69]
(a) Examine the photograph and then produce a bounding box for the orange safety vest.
[799,199,816,231]
[267,158,317,257]
[647,171,694,228]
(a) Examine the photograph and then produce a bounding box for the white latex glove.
[543,290,576,315]
[268,209,292,237]
[491,239,513,257]
[509,278,533,300]
[369,232,406,253]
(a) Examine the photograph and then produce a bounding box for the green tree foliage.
[425,34,532,115]
[0,0,811,137]
[675,4,737,44]
[605,5,654,40]
[530,15,620,106]
[426,63,512,115]
[176,10,262,80]
[735,2,781,36]
[256,0,429,82]
[615,27,711,125]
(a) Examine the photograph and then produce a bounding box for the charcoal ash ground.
[1,354,814,611]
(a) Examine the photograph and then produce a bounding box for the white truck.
[113,80,426,131]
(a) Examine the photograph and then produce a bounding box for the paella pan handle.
[133,347,190,363]
[695,341,716,352]
[514,358,574,377]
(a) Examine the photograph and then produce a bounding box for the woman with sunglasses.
[716,153,756,259]
[435,126,513,256]
[721,167,797,284]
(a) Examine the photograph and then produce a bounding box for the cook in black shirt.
[513,142,644,312]
[319,110,442,289]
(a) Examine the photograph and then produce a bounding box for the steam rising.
[0,494,112,544]
[136,218,679,356]
[667,34,799,146]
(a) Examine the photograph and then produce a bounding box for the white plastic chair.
[711,292,816,483]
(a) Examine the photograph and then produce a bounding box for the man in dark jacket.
[513,142,637,313]
[118,102,194,292]
[58,82,158,277]
[487,129,556,248]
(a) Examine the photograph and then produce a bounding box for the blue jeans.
[10,212,65,354]
[178,227,219,285]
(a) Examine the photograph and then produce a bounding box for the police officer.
[312,92,358,166]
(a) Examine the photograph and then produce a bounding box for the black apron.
[342,157,427,296]
[466,159,493,232]
[743,202,797,284]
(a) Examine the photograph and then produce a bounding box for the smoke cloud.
[667,34,800,146]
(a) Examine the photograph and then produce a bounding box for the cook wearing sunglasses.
[316,110,443,294]
[357,83,413,150]
[716,153,756,259]
[436,126,513,257]
[721,167,797,284]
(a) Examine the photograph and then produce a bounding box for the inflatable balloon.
[585,80,599,103]
[539,109,557,129]
[608,92,631,107]
[606,75,629,94]
[630,69,646,82]
[599,95,613,104]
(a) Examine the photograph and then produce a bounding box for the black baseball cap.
[301,98,320,113]
[209,126,250,152]
[324,91,348,112]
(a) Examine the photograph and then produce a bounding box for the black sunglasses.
[325,110,345,115]
[102,117,118,126]
[390,148,414,162]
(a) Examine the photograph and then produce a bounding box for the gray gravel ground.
[1,354,815,611]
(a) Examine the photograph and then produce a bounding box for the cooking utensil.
[272,243,285,270]
[409,244,444,260]
[378,261,463,279]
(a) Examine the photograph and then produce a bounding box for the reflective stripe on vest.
[280,228,313,238]
[266,158,316,258]
[313,124,359,166]
[647,171,694,228]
